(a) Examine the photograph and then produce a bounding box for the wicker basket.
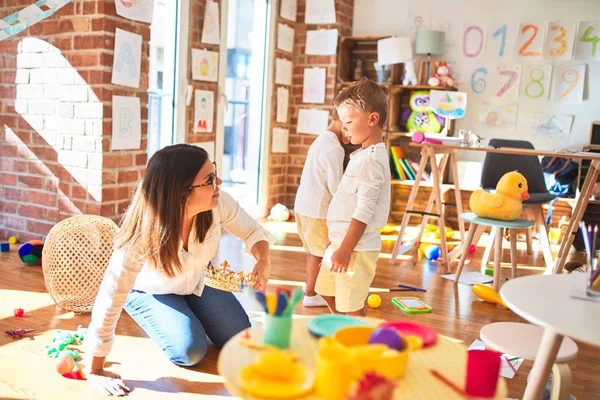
[42,215,118,312]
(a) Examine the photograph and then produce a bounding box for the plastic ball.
[269,203,290,221]
[367,294,382,308]
[8,236,18,244]
[469,244,476,254]
[368,327,405,351]
[56,352,76,375]
[18,240,43,265]
[424,245,441,261]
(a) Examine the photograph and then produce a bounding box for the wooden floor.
[1,222,599,399]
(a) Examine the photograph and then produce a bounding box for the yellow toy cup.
[263,314,292,349]
[316,337,354,400]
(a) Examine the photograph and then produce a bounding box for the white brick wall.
[60,86,88,102]
[78,103,103,119]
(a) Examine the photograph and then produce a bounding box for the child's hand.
[330,248,352,273]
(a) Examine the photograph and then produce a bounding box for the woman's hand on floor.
[88,369,132,396]
[251,259,270,292]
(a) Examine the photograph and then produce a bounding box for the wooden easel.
[389,146,466,272]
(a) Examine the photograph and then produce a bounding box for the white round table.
[500,273,600,400]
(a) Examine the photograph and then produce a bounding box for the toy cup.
[263,313,292,349]
[465,349,501,397]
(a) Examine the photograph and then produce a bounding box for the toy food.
[56,352,75,375]
[472,284,508,309]
[239,349,314,398]
[469,171,530,221]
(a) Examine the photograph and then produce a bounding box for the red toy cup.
[465,349,501,397]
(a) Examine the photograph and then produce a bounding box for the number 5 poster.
[552,64,585,104]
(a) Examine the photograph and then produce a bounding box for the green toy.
[45,325,87,358]
[403,90,444,134]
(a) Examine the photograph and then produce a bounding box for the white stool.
[480,322,578,400]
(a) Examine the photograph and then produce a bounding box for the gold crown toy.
[204,260,256,292]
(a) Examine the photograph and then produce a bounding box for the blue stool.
[454,212,535,292]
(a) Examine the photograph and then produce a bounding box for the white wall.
[353,0,600,162]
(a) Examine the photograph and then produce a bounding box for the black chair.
[477,139,555,273]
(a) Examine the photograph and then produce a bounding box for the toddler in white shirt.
[294,109,348,307]
[315,80,391,315]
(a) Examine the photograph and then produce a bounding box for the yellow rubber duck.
[469,171,530,221]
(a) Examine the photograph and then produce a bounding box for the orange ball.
[56,352,75,375]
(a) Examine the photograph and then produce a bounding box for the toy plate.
[378,320,438,347]
[307,315,367,338]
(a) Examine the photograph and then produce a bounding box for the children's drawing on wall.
[0,0,72,41]
[543,21,576,61]
[194,90,214,133]
[494,64,522,103]
[272,128,289,153]
[112,28,142,88]
[305,29,338,56]
[520,64,553,100]
[404,90,444,134]
[516,23,545,59]
[462,23,487,59]
[478,104,518,130]
[112,96,141,150]
[302,68,326,104]
[276,87,289,123]
[192,49,219,82]
[201,0,220,45]
[115,0,153,23]
[280,0,297,22]
[531,113,574,138]
[407,9,430,41]
[297,108,329,135]
[305,0,335,24]
[277,23,295,53]
[275,58,292,86]
[553,64,586,103]
[429,90,467,119]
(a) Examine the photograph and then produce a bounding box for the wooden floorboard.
[1,222,599,399]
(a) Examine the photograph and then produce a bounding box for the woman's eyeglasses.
[189,162,218,191]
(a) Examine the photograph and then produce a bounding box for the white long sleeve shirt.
[294,130,345,219]
[327,143,391,251]
[86,191,272,358]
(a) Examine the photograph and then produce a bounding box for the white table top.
[500,274,600,347]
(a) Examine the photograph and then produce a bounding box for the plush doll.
[403,90,444,133]
[469,171,530,221]
[402,60,417,86]
[427,61,455,88]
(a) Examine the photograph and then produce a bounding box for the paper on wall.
[280,0,297,22]
[520,63,553,100]
[552,64,585,104]
[297,108,329,135]
[112,96,141,150]
[194,90,214,133]
[276,87,289,123]
[111,28,142,88]
[275,58,292,86]
[574,21,600,61]
[272,128,289,153]
[277,23,295,53]
[302,67,326,104]
[377,36,412,66]
[193,141,215,160]
[305,0,335,24]
[543,21,576,61]
[478,104,518,130]
[429,90,467,119]
[201,0,220,45]
[0,0,71,42]
[115,0,153,23]
[531,113,574,138]
[192,49,219,82]
[306,29,338,55]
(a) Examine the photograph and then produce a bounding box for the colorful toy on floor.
[379,223,398,235]
[8,236,18,244]
[472,283,507,309]
[18,239,44,265]
[424,245,441,261]
[0,242,9,252]
[367,294,382,308]
[239,348,314,398]
[424,224,454,240]
[469,171,530,221]
[403,90,445,134]
[45,325,87,358]
[56,351,76,375]
[14,308,24,317]
[5,328,35,339]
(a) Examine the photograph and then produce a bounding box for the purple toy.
[368,327,405,351]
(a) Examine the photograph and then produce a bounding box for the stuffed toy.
[403,90,444,133]
[428,61,455,88]
[469,171,530,221]
[402,60,417,86]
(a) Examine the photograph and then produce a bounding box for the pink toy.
[428,61,455,88]
[412,132,442,145]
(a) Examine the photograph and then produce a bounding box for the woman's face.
[185,159,222,216]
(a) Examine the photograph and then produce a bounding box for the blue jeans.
[124,286,251,366]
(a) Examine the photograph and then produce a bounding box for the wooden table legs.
[522,328,564,400]
[553,160,600,274]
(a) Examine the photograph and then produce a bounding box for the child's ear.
[369,112,380,127]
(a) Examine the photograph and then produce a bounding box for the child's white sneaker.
[302,283,307,293]
[302,294,328,307]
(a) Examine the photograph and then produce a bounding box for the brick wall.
[0,1,150,241]
[280,0,354,208]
